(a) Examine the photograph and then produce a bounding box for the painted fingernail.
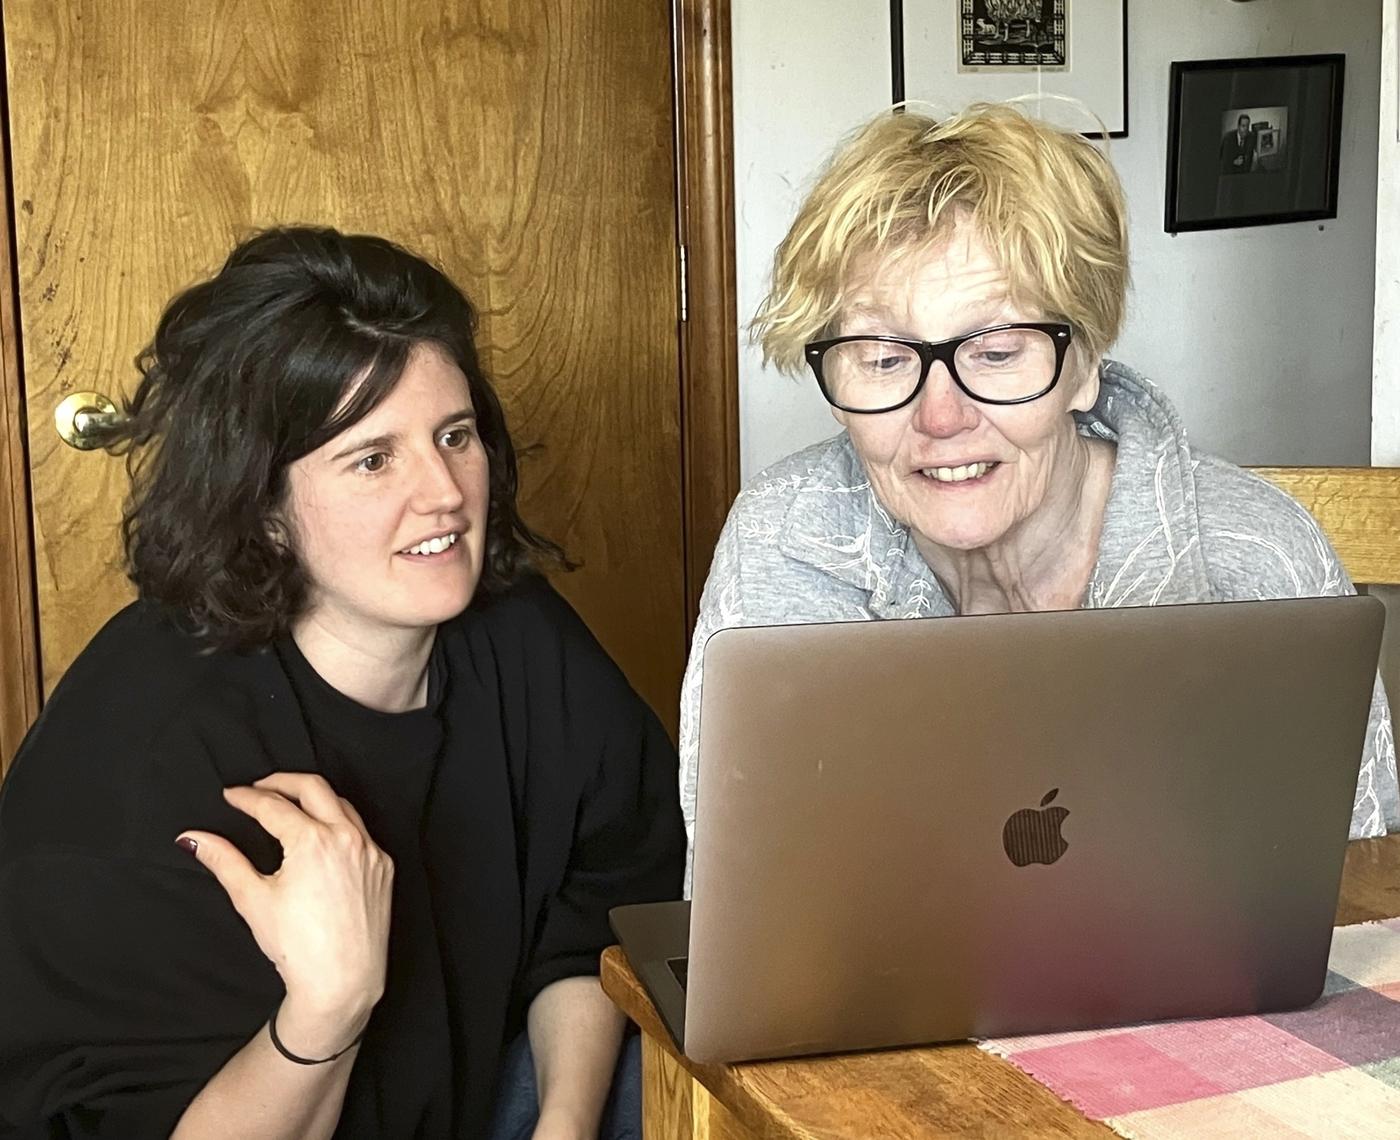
[175,836,198,855]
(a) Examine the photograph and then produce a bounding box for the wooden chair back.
[1250,467,1400,587]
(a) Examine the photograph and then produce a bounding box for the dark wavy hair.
[101,226,566,650]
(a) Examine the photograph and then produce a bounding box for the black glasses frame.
[804,322,1074,413]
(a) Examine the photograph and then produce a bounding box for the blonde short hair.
[752,103,1129,374]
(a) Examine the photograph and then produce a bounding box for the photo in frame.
[1164,54,1345,233]
[960,1,1067,70]
[891,0,1128,137]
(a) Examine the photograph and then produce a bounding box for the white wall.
[734,0,1383,479]
[1112,1,1380,465]
[732,1,892,478]
[1372,0,1400,702]
[1377,0,1400,464]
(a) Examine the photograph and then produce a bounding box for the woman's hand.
[177,772,394,1057]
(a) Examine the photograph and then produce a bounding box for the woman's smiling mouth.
[918,461,999,484]
[399,531,461,557]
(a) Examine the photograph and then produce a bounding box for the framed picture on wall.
[891,0,1129,137]
[1164,54,1346,233]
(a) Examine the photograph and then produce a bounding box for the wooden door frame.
[0,1,742,764]
[0,39,40,770]
[674,0,741,632]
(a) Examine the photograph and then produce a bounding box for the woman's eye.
[357,452,389,474]
[441,426,475,449]
[857,350,914,374]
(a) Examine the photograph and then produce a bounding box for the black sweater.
[0,577,684,1138]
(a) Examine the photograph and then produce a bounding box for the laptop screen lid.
[682,596,1383,1064]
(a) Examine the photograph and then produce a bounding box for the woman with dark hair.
[0,227,683,1139]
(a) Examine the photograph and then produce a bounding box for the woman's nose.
[911,362,979,438]
[414,450,466,513]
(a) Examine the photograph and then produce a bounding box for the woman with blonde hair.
[679,104,1398,888]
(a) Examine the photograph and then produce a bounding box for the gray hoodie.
[679,363,1400,891]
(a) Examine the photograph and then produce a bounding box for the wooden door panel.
[0,106,39,770]
[6,0,684,731]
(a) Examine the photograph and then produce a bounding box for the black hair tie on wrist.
[268,1007,366,1065]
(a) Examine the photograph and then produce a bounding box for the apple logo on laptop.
[1002,789,1070,867]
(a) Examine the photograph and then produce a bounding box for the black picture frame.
[1164,54,1345,234]
[889,0,1129,139]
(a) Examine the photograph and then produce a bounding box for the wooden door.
[3,0,686,737]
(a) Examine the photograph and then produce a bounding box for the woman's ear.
[263,514,292,554]
[1066,351,1103,415]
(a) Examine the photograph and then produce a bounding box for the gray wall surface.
[1377,0,1400,464]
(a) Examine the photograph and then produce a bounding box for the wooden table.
[601,835,1400,1139]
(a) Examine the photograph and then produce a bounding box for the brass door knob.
[54,391,122,450]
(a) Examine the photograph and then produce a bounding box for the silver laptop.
[612,596,1385,1064]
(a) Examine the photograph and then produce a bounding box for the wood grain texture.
[1335,835,1400,924]
[675,0,740,633]
[604,835,1400,1139]
[603,949,1107,1138]
[644,1035,761,1140]
[0,69,41,772]
[1250,466,1400,586]
[5,0,685,732]
[644,1033,697,1140]
[688,1079,758,1140]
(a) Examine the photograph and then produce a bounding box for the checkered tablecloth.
[979,919,1400,1138]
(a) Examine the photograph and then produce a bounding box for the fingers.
[225,775,376,860]
[180,775,392,1013]
[253,772,352,827]
[336,797,370,836]
[223,785,319,841]
[176,830,263,908]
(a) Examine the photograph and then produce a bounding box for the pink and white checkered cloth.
[980,919,1400,1138]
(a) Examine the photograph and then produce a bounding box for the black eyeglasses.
[804,322,1073,414]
